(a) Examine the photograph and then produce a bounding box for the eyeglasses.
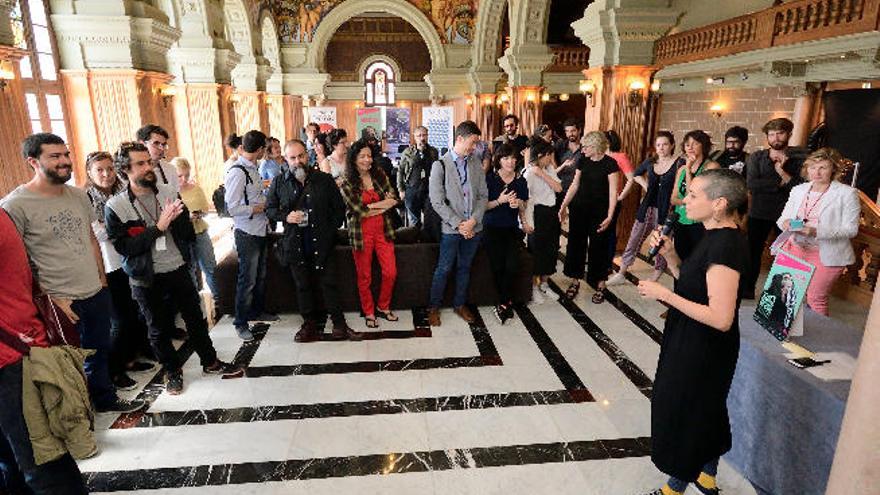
[149,141,169,149]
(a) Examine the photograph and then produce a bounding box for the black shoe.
[165,370,184,395]
[96,397,145,413]
[493,304,513,325]
[695,481,721,494]
[127,361,157,373]
[113,374,138,391]
[203,360,245,378]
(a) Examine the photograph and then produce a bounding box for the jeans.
[130,266,218,371]
[190,230,218,297]
[0,361,88,494]
[483,227,522,305]
[403,188,425,226]
[620,207,667,273]
[746,216,780,295]
[429,232,482,308]
[71,288,117,409]
[233,229,268,327]
[106,269,148,378]
[291,258,346,327]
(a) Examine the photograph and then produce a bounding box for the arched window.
[364,60,395,107]
[15,0,70,142]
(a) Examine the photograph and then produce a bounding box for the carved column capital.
[498,44,554,87]
[572,2,680,67]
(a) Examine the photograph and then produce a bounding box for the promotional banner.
[356,107,383,141]
[384,107,411,160]
[421,106,454,153]
[308,107,337,132]
[754,249,815,341]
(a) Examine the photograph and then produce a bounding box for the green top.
[674,159,708,225]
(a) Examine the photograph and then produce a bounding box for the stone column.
[790,84,821,148]
[498,44,554,137]
[468,70,504,139]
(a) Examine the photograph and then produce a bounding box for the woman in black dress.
[558,131,619,303]
[637,169,749,495]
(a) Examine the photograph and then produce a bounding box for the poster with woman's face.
[754,251,815,341]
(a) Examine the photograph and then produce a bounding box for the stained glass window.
[364,61,395,107]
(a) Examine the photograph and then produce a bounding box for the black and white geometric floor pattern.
[79,258,758,494]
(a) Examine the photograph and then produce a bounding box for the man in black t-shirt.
[492,114,529,168]
[711,126,750,175]
[554,118,583,198]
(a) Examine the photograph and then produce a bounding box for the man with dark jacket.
[744,118,807,298]
[265,139,358,342]
[105,142,242,395]
[397,126,439,226]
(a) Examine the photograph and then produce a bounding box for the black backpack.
[212,165,252,217]
[421,160,447,242]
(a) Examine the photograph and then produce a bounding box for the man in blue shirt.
[426,121,488,326]
[224,130,278,341]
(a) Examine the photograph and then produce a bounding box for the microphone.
[647,211,680,263]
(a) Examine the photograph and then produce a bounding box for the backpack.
[421,159,447,242]
[212,165,252,217]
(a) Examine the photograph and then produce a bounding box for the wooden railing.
[655,0,880,66]
[833,190,880,307]
[546,45,590,72]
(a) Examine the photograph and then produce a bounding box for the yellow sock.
[697,472,717,489]
[661,485,683,495]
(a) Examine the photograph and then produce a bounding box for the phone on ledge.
[787,357,830,369]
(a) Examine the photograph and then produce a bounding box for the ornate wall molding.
[471,0,508,71]
[572,1,680,67]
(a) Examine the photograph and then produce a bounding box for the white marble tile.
[431,462,591,495]
[424,405,566,451]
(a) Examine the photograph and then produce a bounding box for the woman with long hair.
[638,169,750,495]
[484,143,530,324]
[314,132,329,166]
[776,147,860,316]
[670,130,720,262]
[321,128,348,187]
[340,139,400,328]
[558,131,620,303]
[84,151,152,391]
[524,138,562,303]
[608,131,682,285]
[171,157,218,302]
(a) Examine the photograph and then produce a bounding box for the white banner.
[421,106,454,153]
[308,106,337,132]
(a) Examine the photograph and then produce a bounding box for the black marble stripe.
[120,390,576,428]
[514,304,594,403]
[83,436,651,492]
[547,279,654,399]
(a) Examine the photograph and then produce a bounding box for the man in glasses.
[136,124,179,193]
[710,126,750,175]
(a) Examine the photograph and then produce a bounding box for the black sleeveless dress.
[651,227,749,481]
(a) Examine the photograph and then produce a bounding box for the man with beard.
[105,142,243,395]
[710,125,750,174]
[492,114,529,168]
[744,118,807,298]
[265,139,358,342]
[1,133,143,412]
[397,126,439,226]
[137,124,179,193]
[554,118,583,199]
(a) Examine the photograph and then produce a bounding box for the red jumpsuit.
[352,189,397,316]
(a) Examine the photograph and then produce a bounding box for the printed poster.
[384,107,411,160]
[753,249,815,341]
[308,107,337,132]
[421,106,454,154]
[356,107,383,141]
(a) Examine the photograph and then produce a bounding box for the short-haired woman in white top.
[777,147,860,316]
[320,128,348,187]
[524,138,562,303]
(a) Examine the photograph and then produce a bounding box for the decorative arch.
[306,0,446,71]
[356,54,402,83]
[223,0,255,61]
[259,11,280,68]
[471,0,551,70]
[471,0,508,70]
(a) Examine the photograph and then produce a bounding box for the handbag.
[32,291,80,347]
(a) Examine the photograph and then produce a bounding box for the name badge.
[156,235,167,251]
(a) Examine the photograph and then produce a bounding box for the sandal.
[364,316,379,329]
[564,281,580,300]
[591,288,607,304]
[375,309,399,322]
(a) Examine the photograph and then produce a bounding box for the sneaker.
[165,370,184,395]
[492,305,513,325]
[606,272,627,286]
[235,324,255,342]
[203,360,245,378]
[113,374,138,391]
[531,286,546,304]
[250,312,280,322]
[127,361,157,373]
[96,397,145,413]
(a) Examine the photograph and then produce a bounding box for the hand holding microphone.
[647,211,680,263]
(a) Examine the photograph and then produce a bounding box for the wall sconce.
[158,85,177,107]
[628,80,646,107]
[229,92,241,104]
[0,62,14,91]
[498,93,509,105]
[559,93,570,102]
[541,92,550,103]
[706,76,725,85]
[710,103,724,119]
[650,80,661,93]
[466,97,473,106]
[483,95,494,106]
[579,79,595,106]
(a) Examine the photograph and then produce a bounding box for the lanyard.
[798,186,828,221]
[134,195,160,224]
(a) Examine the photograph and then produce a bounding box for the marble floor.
[79,256,767,494]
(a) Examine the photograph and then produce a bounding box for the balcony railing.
[833,190,880,307]
[546,45,590,72]
[654,0,880,66]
